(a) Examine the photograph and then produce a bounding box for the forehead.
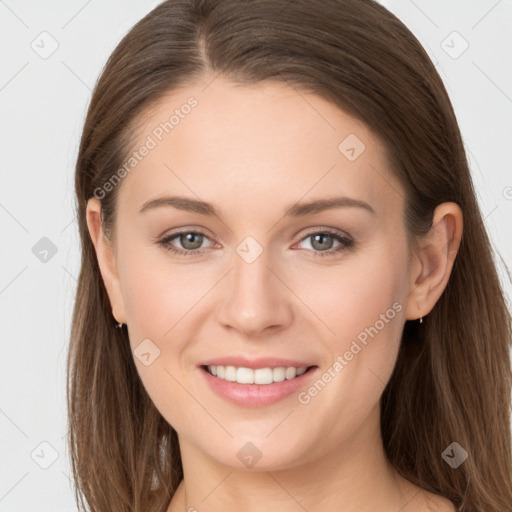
[118,76,403,220]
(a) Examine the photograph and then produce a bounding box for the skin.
[86,75,462,512]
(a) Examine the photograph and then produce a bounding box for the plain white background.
[0,0,511,510]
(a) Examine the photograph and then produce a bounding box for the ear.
[86,197,126,324]
[405,202,463,320]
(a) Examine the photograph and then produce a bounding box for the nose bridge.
[216,236,293,335]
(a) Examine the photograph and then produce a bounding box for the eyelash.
[156,228,354,258]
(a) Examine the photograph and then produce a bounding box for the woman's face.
[93,76,420,470]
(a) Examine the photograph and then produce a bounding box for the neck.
[169,405,418,512]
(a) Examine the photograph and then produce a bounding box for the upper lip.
[198,356,316,370]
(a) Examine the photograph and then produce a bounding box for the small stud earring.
[113,309,124,328]
[419,317,423,324]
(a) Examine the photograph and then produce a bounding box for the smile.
[204,365,309,384]
[199,363,319,408]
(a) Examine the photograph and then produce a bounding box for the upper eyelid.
[161,227,352,247]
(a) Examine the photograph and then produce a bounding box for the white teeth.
[237,367,254,384]
[285,367,296,379]
[255,368,273,385]
[225,365,237,382]
[206,365,310,384]
[273,367,285,382]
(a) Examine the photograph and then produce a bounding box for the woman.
[67,1,512,511]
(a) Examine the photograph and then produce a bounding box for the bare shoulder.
[422,490,457,511]
[396,475,456,512]
[402,486,457,512]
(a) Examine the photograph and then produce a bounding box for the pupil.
[312,233,333,251]
[181,233,203,250]
[179,233,335,251]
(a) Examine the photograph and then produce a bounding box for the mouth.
[197,356,319,407]
[200,364,317,385]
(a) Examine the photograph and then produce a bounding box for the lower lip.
[199,366,318,408]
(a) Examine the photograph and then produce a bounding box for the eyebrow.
[138,195,376,217]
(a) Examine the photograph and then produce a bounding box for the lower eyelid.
[163,232,215,251]
[294,231,353,249]
[158,230,353,255]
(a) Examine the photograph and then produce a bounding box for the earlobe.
[405,202,463,321]
[85,197,126,324]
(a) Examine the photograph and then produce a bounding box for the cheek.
[117,258,197,430]
[117,229,410,438]
[288,255,407,449]
[300,250,407,347]
[297,242,408,397]
[116,246,219,427]
[118,242,212,339]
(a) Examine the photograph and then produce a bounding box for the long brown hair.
[67,1,512,510]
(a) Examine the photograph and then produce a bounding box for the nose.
[216,245,294,337]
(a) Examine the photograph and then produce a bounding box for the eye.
[156,228,354,258]
[157,230,216,256]
[294,229,354,257]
